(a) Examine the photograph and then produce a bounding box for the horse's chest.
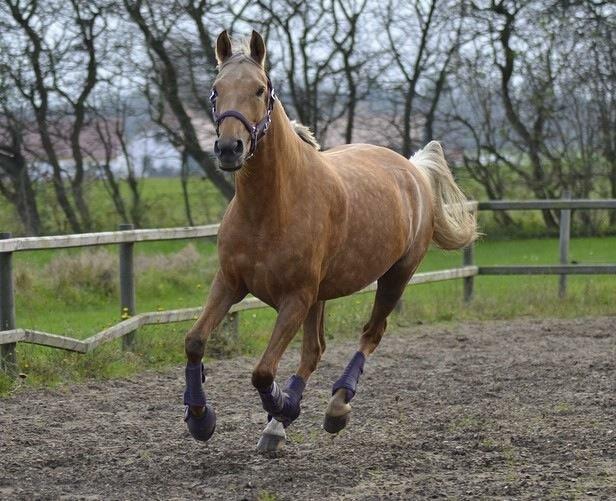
[220,235,315,301]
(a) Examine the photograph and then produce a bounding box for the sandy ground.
[1,316,615,500]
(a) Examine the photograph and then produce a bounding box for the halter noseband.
[209,76,276,159]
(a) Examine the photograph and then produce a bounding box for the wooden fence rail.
[477,199,616,210]
[1,198,615,377]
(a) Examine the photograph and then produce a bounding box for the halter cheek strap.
[210,76,276,159]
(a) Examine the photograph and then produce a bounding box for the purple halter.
[209,76,276,159]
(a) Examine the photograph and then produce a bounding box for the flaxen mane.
[290,120,320,150]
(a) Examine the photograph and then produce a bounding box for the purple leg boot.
[183,362,216,442]
[324,351,365,434]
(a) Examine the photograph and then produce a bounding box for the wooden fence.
[1,198,615,377]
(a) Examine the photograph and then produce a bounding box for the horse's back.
[323,143,428,191]
[322,143,430,216]
[323,143,410,170]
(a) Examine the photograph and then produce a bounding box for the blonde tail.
[411,141,478,250]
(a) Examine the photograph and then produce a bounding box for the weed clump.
[45,249,117,299]
[135,243,202,274]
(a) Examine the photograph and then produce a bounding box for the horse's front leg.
[252,295,313,452]
[183,271,246,442]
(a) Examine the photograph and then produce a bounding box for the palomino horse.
[183,30,477,452]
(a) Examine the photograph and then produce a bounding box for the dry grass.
[14,244,209,303]
[45,248,117,297]
[135,243,202,274]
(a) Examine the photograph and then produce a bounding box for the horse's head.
[211,30,274,171]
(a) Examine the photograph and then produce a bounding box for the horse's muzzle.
[215,138,244,171]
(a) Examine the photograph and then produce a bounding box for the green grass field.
[1,176,614,238]
[0,177,229,236]
[1,233,614,396]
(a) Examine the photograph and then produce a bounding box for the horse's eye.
[256,86,265,97]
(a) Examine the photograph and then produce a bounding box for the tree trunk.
[527,150,558,230]
[181,151,195,227]
[51,174,82,233]
[100,162,129,224]
[345,82,356,144]
[609,156,616,227]
[128,176,143,228]
[401,90,413,158]
[0,134,43,235]
[71,182,92,231]
[16,170,42,235]
[0,169,43,236]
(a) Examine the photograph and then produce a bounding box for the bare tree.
[87,99,145,228]
[446,55,516,226]
[381,0,464,156]
[0,95,43,235]
[421,4,465,144]
[586,8,616,224]
[253,0,350,144]
[482,1,566,227]
[331,0,371,144]
[1,0,111,232]
[123,0,235,200]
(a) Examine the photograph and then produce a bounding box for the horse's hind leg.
[257,301,325,452]
[324,254,422,434]
[298,300,326,380]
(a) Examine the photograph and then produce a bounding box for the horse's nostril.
[214,138,242,161]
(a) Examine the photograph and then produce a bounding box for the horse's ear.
[216,30,232,64]
[249,30,266,67]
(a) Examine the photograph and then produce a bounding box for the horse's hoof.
[256,418,286,452]
[185,403,216,442]
[323,411,350,434]
[323,388,352,434]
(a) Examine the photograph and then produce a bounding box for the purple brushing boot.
[256,375,306,452]
[324,351,365,434]
[183,362,216,442]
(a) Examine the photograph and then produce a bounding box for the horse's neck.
[234,103,312,224]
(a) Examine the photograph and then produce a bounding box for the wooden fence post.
[559,192,571,299]
[462,206,477,303]
[119,224,137,350]
[463,243,475,303]
[0,232,17,377]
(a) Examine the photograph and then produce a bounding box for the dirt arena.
[1,317,614,500]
